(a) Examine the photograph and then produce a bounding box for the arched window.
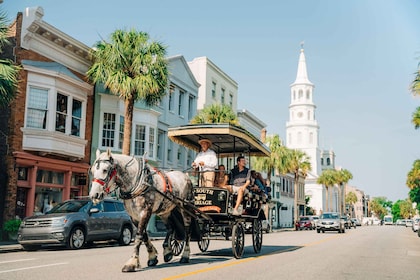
[306,90,310,99]
[298,89,303,99]
[297,131,302,144]
[327,158,331,165]
[309,132,313,144]
[293,91,296,100]
[307,110,311,120]
[321,158,324,165]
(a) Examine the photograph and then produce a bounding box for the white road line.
[0,262,68,273]
[0,258,36,264]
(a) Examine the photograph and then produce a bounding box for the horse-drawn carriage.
[168,123,271,258]
[89,123,270,272]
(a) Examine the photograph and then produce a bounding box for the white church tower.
[286,45,321,176]
[286,45,329,215]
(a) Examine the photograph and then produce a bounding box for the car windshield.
[48,200,90,213]
[321,213,338,219]
[300,217,309,221]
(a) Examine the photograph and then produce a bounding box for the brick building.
[1,7,93,232]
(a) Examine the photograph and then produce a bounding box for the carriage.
[89,123,270,272]
[167,123,271,258]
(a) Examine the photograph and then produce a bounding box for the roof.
[168,124,270,157]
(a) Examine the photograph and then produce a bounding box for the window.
[168,85,175,111]
[104,201,116,212]
[102,113,115,147]
[56,93,68,133]
[221,88,225,104]
[229,93,233,107]
[178,90,184,116]
[167,141,173,162]
[188,95,194,120]
[327,158,331,166]
[119,116,124,150]
[297,131,302,144]
[71,99,82,136]
[298,89,303,99]
[157,129,165,161]
[26,87,48,129]
[134,124,146,156]
[309,132,313,144]
[177,147,182,164]
[149,127,155,158]
[321,158,324,165]
[306,90,310,99]
[211,81,216,98]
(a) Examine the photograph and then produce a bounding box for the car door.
[87,201,107,239]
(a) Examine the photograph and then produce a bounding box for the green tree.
[336,168,353,215]
[407,159,420,189]
[345,191,357,217]
[190,103,238,125]
[87,29,168,155]
[408,187,420,212]
[0,10,20,107]
[410,61,420,129]
[317,169,338,212]
[287,149,311,221]
[412,107,420,129]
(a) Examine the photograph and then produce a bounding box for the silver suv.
[18,198,134,251]
[316,212,345,233]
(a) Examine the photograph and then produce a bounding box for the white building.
[286,46,339,215]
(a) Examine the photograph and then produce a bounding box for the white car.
[412,218,420,232]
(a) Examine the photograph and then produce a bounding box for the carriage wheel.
[170,233,185,256]
[252,219,263,253]
[198,233,210,252]
[231,222,245,259]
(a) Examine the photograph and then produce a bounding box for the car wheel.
[118,225,133,246]
[317,229,320,233]
[68,227,85,249]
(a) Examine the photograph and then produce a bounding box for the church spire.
[293,43,313,85]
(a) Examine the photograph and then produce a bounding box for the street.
[1,225,419,280]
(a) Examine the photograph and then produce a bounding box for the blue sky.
[3,0,420,202]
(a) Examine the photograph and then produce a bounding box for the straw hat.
[198,138,212,146]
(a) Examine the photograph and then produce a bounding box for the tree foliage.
[190,103,238,125]
[0,10,20,107]
[87,29,168,155]
[346,191,357,205]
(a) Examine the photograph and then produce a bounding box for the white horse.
[89,149,194,272]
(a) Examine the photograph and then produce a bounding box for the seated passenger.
[214,164,229,187]
[226,156,251,216]
[249,170,266,194]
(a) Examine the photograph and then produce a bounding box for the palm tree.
[345,191,358,218]
[0,10,20,107]
[406,159,420,189]
[253,134,286,183]
[190,103,238,125]
[412,107,420,129]
[336,168,353,216]
[411,62,420,129]
[317,169,338,212]
[87,29,168,155]
[286,149,311,222]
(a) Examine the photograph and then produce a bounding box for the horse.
[89,149,194,272]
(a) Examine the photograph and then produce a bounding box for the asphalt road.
[1,225,419,280]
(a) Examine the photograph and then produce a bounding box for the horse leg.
[180,225,191,263]
[122,230,142,272]
[143,231,158,267]
[163,225,174,262]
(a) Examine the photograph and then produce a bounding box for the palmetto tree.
[411,62,420,129]
[336,169,353,216]
[412,107,420,129]
[0,10,20,107]
[317,169,338,212]
[87,29,168,155]
[286,149,311,221]
[190,103,238,125]
[345,191,358,218]
[253,134,286,183]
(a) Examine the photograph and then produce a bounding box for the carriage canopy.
[167,124,270,157]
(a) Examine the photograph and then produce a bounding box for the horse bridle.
[92,158,118,194]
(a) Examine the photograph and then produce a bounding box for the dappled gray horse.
[89,149,194,272]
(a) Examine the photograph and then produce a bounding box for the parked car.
[351,218,361,227]
[341,216,352,229]
[316,212,345,233]
[245,220,271,233]
[411,218,420,232]
[18,198,134,251]
[405,219,413,227]
[311,215,319,226]
[295,216,315,230]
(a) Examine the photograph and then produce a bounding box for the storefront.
[13,151,89,218]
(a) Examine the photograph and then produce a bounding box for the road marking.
[164,235,342,279]
[0,258,36,264]
[0,262,68,274]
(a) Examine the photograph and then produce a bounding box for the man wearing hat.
[192,138,217,187]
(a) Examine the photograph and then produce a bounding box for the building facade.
[1,7,94,230]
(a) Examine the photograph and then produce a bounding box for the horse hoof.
[180,257,190,263]
[164,253,173,263]
[147,257,158,267]
[121,265,137,273]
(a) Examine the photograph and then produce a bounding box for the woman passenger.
[214,164,229,187]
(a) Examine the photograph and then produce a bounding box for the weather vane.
[300,41,305,49]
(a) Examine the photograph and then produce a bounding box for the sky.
[3,0,420,202]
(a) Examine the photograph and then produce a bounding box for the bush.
[3,219,21,233]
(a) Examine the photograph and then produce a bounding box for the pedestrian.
[192,138,217,187]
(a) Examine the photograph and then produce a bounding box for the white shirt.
[193,149,217,171]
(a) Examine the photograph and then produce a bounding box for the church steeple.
[286,45,321,175]
[293,43,313,86]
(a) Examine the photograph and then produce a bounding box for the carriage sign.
[193,187,228,214]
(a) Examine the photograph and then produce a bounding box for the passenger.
[249,170,266,194]
[192,138,217,187]
[214,164,229,187]
[226,156,251,216]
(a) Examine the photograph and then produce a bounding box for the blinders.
[91,158,117,194]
